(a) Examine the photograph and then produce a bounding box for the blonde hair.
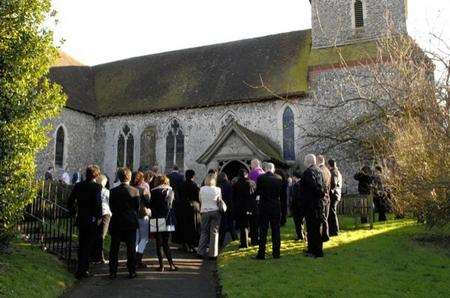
[204,173,217,187]
[153,175,170,187]
[96,174,108,187]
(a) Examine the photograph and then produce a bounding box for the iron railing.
[18,181,77,271]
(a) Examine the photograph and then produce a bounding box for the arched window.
[282,107,295,161]
[166,120,184,171]
[117,125,134,170]
[55,126,65,168]
[354,0,364,28]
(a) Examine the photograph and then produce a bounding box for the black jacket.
[354,172,373,195]
[299,165,326,212]
[68,180,102,228]
[291,180,305,212]
[167,171,185,194]
[256,172,283,216]
[109,184,142,233]
[232,177,257,217]
[180,180,201,212]
[150,187,174,219]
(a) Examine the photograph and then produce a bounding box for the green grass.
[0,239,75,298]
[218,218,450,297]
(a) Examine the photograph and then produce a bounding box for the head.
[204,173,217,187]
[317,155,326,166]
[144,170,155,183]
[117,167,132,183]
[238,168,248,179]
[153,175,170,187]
[151,165,160,174]
[96,174,108,188]
[250,159,261,170]
[262,162,275,174]
[185,169,196,181]
[48,166,53,171]
[362,166,372,175]
[304,154,317,168]
[328,159,336,169]
[217,172,228,185]
[207,168,218,175]
[133,171,145,186]
[86,165,101,181]
[172,165,179,172]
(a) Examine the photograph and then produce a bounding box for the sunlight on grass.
[218,219,450,297]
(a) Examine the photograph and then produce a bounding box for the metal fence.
[18,181,77,272]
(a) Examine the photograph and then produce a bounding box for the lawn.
[0,239,75,297]
[218,218,450,297]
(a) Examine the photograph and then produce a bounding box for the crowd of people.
[65,153,396,280]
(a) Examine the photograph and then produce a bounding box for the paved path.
[64,245,218,298]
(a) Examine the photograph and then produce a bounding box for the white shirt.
[101,188,112,216]
[199,186,221,213]
[61,172,71,185]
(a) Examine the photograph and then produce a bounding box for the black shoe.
[108,273,117,280]
[273,255,281,259]
[128,272,137,279]
[157,266,165,272]
[252,255,265,260]
[208,256,217,261]
[238,245,248,249]
[304,252,316,258]
[75,271,91,279]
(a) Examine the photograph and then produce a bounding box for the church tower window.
[354,0,364,28]
[55,126,65,168]
[166,120,184,171]
[282,107,295,161]
[117,125,134,170]
[140,126,156,171]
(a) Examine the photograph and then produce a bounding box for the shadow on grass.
[218,219,450,297]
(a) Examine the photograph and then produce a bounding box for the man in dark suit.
[109,167,147,279]
[167,165,185,243]
[291,171,306,241]
[68,165,102,279]
[255,162,283,260]
[299,154,326,258]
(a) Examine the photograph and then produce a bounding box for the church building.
[37,0,409,191]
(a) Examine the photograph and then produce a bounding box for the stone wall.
[36,108,97,179]
[311,0,407,48]
[98,99,307,184]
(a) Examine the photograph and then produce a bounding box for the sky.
[50,0,450,66]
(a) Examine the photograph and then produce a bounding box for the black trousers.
[109,229,137,275]
[292,208,306,240]
[322,198,330,241]
[249,212,259,245]
[328,199,340,236]
[77,224,97,275]
[257,213,281,258]
[306,210,323,257]
[219,212,237,248]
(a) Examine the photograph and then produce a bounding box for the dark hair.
[217,172,228,184]
[117,167,132,183]
[375,165,383,173]
[328,159,336,168]
[173,165,179,171]
[86,165,101,181]
[238,168,248,178]
[185,169,195,180]
[293,171,302,179]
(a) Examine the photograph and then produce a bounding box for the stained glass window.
[283,107,295,161]
[176,130,184,170]
[140,126,156,171]
[117,134,125,167]
[126,134,134,169]
[55,126,65,167]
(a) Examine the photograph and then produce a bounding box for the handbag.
[217,198,227,213]
[150,218,175,233]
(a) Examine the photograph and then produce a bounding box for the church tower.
[310,0,408,48]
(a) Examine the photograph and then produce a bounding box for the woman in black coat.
[179,169,201,252]
[150,175,177,272]
[232,169,257,248]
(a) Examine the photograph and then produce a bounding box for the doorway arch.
[220,160,250,181]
